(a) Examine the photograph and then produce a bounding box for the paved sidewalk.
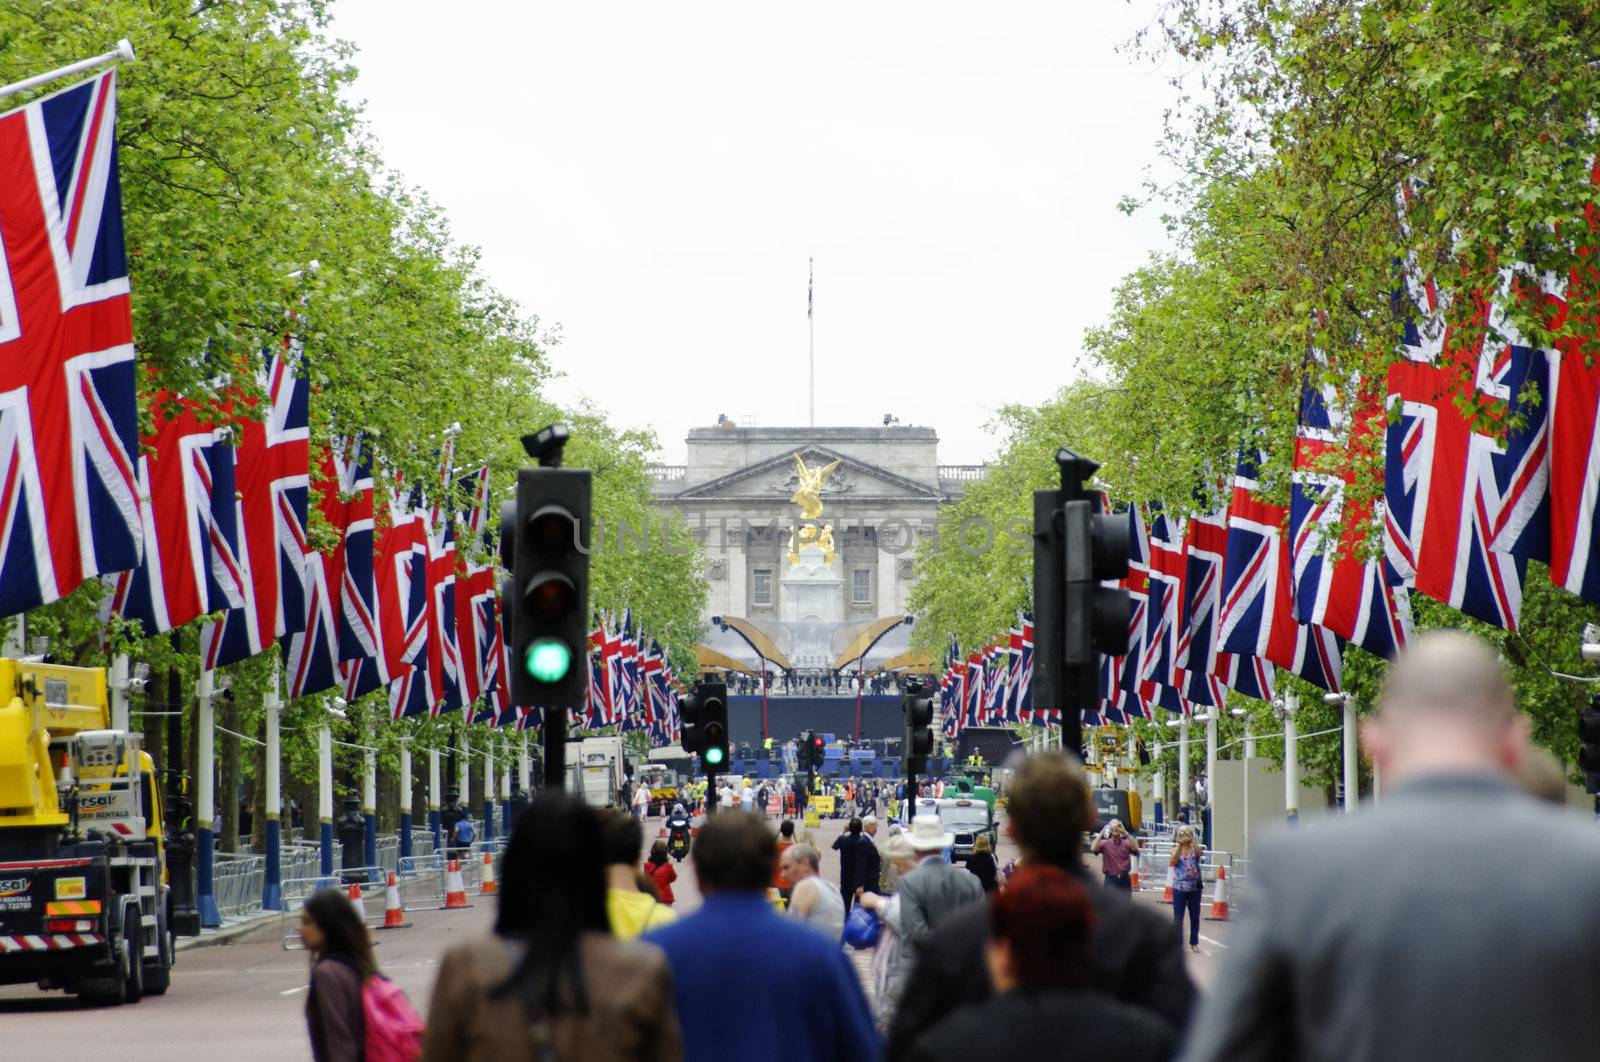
[174,909,283,952]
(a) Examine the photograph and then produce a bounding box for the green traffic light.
[524,639,572,683]
[703,746,726,767]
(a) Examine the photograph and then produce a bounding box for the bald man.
[1182,631,1600,1062]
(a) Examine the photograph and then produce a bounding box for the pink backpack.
[362,976,425,1062]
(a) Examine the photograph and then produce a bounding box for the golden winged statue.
[790,454,841,521]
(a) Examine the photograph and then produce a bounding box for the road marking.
[1199,934,1229,949]
[280,984,308,996]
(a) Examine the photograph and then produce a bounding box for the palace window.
[852,568,872,605]
[752,569,773,607]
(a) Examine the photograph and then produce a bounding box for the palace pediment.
[671,446,946,504]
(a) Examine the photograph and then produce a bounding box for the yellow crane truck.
[0,658,173,1004]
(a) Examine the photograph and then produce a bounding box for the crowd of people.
[724,670,906,697]
[293,631,1600,1061]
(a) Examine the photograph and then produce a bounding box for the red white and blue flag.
[107,384,245,635]
[1481,257,1600,605]
[1384,231,1527,630]
[1291,381,1411,657]
[0,71,143,617]
[200,344,311,669]
[1219,454,1344,693]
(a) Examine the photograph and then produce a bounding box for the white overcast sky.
[330,0,1179,465]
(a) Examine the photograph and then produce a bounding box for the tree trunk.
[377,765,398,835]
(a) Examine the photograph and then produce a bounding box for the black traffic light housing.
[901,679,935,772]
[1034,448,1132,755]
[698,680,729,773]
[508,425,591,789]
[1579,695,1600,795]
[679,690,703,755]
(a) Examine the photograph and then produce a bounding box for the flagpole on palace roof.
[0,39,136,102]
[808,257,815,428]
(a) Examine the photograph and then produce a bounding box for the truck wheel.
[76,927,131,1007]
[121,913,145,1004]
[142,906,173,996]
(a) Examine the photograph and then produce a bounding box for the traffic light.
[1580,695,1600,794]
[679,691,703,755]
[510,453,590,712]
[901,680,934,773]
[698,681,729,771]
[808,731,825,770]
[1034,447,1132,754]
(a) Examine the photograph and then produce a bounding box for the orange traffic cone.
[479,850,497,896]
[444,858,471,909]
[1208,866,1230,920]
[347,879,363,903]
[1129,860,1142,891]
[379,872,411,930]
[1161,866,1173,904]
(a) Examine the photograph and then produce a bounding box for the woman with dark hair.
[903,866,1176,1062]
[299,887,380,1062]
[420,793,682,1062]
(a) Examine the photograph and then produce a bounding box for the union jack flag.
[964,646,985,729]
[330,438,380,667]
[1002,617,1024,724]
[1480,258,1600,605]
[107,388,244,634]
[484,591,513,719]
[1174,507,1231,709]
[200,345,310,669]
[1142,509,1186,695]
[455,540,497,708]
[1219,455,1343,692]
[0,72,143,617]
[1291,382,1411,657]
[424,517,463,717]
[585,619,607,727]
[602,617,626,726]
[374,484,423,686]
[1384,237,1527,629]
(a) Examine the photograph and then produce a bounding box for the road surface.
[1,809,1229,1056]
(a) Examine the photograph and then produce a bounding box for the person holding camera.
[1090,819,1139,892]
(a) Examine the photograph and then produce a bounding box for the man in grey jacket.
[1183,630,1600,1062]
[894,814,984,986]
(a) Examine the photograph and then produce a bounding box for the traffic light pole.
[706,769,718,815]
[543,709,567,791]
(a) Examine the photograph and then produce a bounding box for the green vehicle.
[945,770,996,810]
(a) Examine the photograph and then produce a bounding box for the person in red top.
[773,818,796,901]
[644,840,677,905]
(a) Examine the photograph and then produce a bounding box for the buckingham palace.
[649,421,982,678]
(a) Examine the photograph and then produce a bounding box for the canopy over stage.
[728,695,902,744]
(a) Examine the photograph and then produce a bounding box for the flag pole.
[0,39,136,102]
[808,257,815,428]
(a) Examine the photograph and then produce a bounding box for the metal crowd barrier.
[376,834,400,873]
[213,853,266,917]
[410,829,436,858]
[279,865,391,949]
[1130,840,1239,911]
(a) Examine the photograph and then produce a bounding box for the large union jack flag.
[1482,255,1600,604]
[1384,210,1528,630]
[283,440,376,699]
[1219,455,1344,693]
[0,72,143,617]
[200,346,311,669]
[107,384,247,635]
[1291,382,1411,657]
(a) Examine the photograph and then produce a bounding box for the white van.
[916,796,997,862]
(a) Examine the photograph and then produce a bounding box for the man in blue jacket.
[647,812,879,1062]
